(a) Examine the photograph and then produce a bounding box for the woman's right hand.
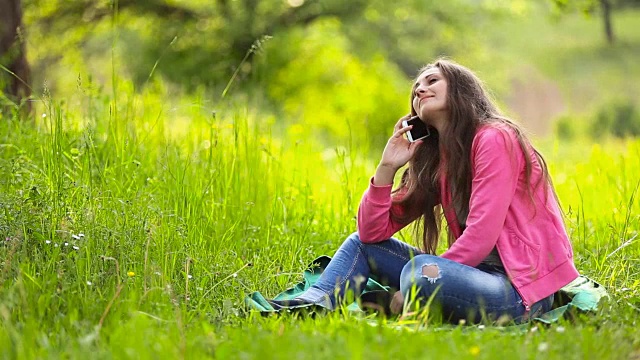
[379,115,424,170]
[373,115,424,186]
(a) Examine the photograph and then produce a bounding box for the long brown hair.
[391,58,553,254]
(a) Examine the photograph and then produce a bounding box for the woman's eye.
[428,78,437,85]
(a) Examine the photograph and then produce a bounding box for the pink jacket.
[357,124,580,309]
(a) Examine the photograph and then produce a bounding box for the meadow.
[1,4,640,360]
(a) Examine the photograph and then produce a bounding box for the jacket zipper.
[515,287,531,312]
[517,288,531,312]
[500,266,531,312]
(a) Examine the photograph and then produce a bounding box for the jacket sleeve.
[356,177,419,243]
[441,127,523,266]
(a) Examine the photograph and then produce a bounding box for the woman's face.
[412,67,449,123]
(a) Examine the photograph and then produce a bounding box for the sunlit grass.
[0,82,639,358]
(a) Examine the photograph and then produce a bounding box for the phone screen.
[404,116,430,142]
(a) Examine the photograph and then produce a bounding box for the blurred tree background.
[2,0,640,146]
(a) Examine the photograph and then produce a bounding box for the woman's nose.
[415,86,426,96]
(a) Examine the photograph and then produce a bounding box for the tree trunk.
[0,0,31,109]
[600,0,615,44]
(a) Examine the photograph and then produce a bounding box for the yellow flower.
[469,346,480,356]
[127,271,135,277]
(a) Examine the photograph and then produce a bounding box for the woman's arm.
[356,116,425,242]
[357,163,419,242]
[357,174,418,243]
[441,126,524,266]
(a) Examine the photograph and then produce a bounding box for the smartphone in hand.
[402,116,430,142]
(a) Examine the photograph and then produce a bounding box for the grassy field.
[2,5,640,360]
[0,91,639,358]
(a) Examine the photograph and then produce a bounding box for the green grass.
[1,85,639,358]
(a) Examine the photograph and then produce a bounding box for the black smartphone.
[402,116,430,142]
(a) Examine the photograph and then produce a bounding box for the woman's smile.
[418,95,435,104]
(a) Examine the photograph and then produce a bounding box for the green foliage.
[341,0,519,75]
[555,114,579,140]
[22,0,371,90]
[21,0,518,93]
[554,112,598,140]
[591,98,640,138]
[549,0,599,15]
[257,19,409,150]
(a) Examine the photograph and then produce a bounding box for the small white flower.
[556,326,565,333]
[79,233,85,238]
[64,242,69,246]
[187,274,193,279]
[42,113,46,118]
[86,281,93,286]
[232,273,238,278]
[54,243,59,247]
[538,342,549,352]
[73,246,80,250]
[154,272,162,276]
[45,240,51,244]
[478,325,485,330]
[72,234,81,240]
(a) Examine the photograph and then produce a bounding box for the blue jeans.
[296,232,553,323]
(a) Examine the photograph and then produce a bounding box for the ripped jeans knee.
[398,255,532,324]
[421,264,441,284]
[399,254,443,295]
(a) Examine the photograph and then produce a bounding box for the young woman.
[275,59,580,323]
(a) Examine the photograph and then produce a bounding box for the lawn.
[0,95,638,358]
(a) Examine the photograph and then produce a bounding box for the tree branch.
[37,0,199,32]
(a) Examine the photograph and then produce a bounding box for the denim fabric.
[296,232,553,323]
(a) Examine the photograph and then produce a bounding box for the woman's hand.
[390,291,404,315]
[373,116,424,186]
[380,116,424,169]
